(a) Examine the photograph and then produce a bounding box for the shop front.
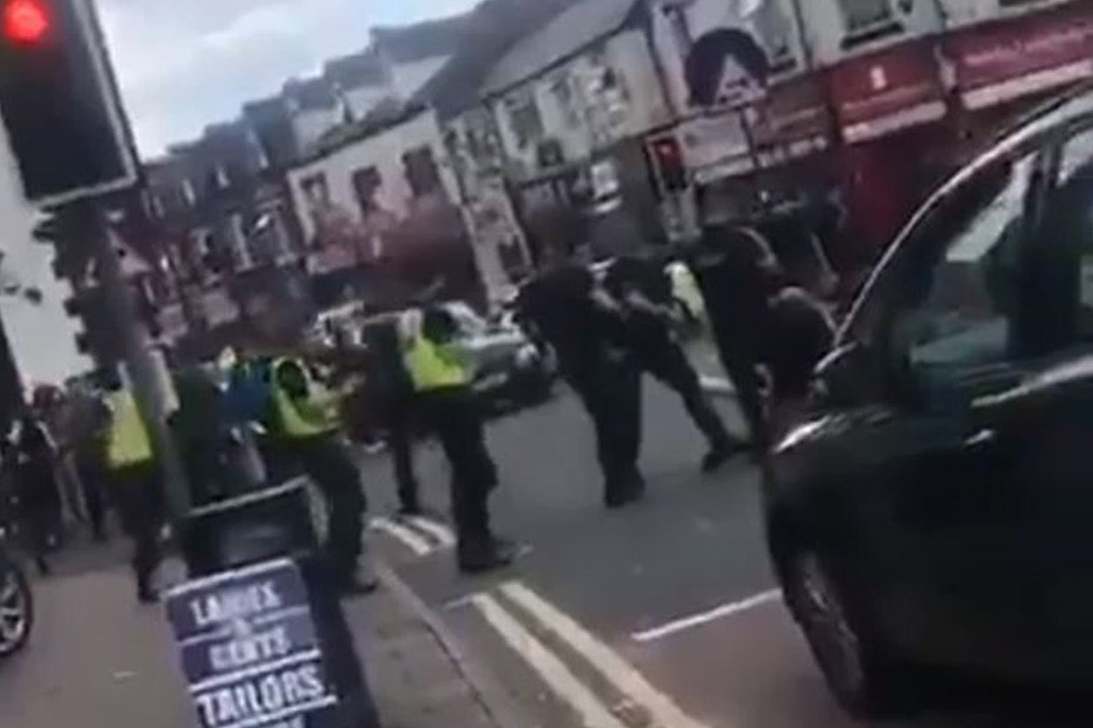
[827,41,948,261]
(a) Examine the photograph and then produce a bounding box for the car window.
[892,154,1038,381]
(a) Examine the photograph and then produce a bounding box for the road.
[358,382,1058,728]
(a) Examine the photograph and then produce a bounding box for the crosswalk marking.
[471,593,628,728]
[369,517,433,556]
[500,581,712,728]
[405,515,457,548]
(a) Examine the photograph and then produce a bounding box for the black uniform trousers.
[287,434,366,581]
[417,386,497,556]
[381,397,420,512]
[709,326,768,449]
[635,337,733,449]
[110,460,164,589]
[568,356,644,503]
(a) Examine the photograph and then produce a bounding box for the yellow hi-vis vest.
[106,390,154,469]
[271,358,341,438]
[404,333,470,392]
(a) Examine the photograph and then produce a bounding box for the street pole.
[84,203,191,523]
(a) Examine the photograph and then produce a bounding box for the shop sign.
[167,559,339,728]
[946,3,1093,111]
[830,42,946,144]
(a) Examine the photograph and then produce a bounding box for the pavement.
[0,371,1066,728]
[0,534,500,728]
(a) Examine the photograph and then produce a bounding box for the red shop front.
[827,41,949,262]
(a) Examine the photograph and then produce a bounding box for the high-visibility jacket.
[403,332,469,392]
[106,389,154,469]
[271,358,341,438]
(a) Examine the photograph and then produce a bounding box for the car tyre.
[782,550,917,719]
[0,559,32,657]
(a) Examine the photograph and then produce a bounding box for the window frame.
[836,0,903,49]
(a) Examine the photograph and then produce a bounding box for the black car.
[766,85,1093,718]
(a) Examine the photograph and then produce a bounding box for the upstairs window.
[837,0,902,46]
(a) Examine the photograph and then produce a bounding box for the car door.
[830,144,1056,676]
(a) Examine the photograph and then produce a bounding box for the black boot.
[458,537,515,574]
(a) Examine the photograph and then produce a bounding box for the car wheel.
[783,551,914,718]
[0,560,32,657]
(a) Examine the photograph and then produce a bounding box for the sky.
[97,0,481,158]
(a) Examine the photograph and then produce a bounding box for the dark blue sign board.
[167,558,340,728]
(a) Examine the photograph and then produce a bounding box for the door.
[838,146,1052,674]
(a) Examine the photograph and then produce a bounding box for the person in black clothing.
[604,256,742,471]
[360,319,421,515]
[687,186,787,452]
[518,253,645,508]
[14,415,61,575]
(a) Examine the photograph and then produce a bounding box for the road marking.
[471,593,627,728]
[631,589,783,643]
[370,517,433,556]
[500,581,711,728]
[405,515,457,548]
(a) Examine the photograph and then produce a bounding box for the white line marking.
[370,517,433,556]
[405,516,457,548]
[631,589,783,643]
[472,594,627,728]
[500,581,711,728]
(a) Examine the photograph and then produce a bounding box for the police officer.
[101,371,163,603]
[604,256,742,472]
[518,250,645,508]
[269,356,375,595]
[686,185,785,453]
[402,306,513,573]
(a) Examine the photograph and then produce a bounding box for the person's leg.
[300,437,367,585]
[387,404,421,514]
[612,361,645,499]
[650,344,735,448]
[112,465,160,602]
[78,459,107,541]
[720,353,768,450]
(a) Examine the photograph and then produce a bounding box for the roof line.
[286,104,434,170]
[480,0,641,101]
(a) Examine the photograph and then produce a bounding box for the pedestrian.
[765,286,836,439]
[101,370,163,603]
[14,413,61,575]
[267,354,376,595]
[686,184,787,453]
[360,319,421,515]
[401,305,514,572]
[518,250,646,508]
[604,256,744,472]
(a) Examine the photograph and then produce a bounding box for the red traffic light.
[654,139,680,159]
[4,0,50,43]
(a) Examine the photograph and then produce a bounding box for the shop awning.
[829,42,947,144]
[945,3,1093,112]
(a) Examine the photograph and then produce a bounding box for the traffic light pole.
[83,203,190,523]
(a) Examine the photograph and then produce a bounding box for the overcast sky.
[97,0,480,158]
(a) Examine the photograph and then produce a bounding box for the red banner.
[946,3,1093,110]
[829,42,946,144]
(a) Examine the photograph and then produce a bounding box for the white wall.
[490,28,673,180]
[391,55,451,100]
[795,0,942,67]
[0,129,90,386]
[938,0,1079,29]
[287,109,460,245]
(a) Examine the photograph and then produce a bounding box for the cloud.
[98,0,480,157]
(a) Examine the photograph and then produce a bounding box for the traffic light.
[0,0,137,206]
[649,136,688,194]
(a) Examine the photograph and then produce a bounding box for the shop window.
[403,147,442,198]
[837,0,902,47]
[504,90,545,149]
[301,173,330,210]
